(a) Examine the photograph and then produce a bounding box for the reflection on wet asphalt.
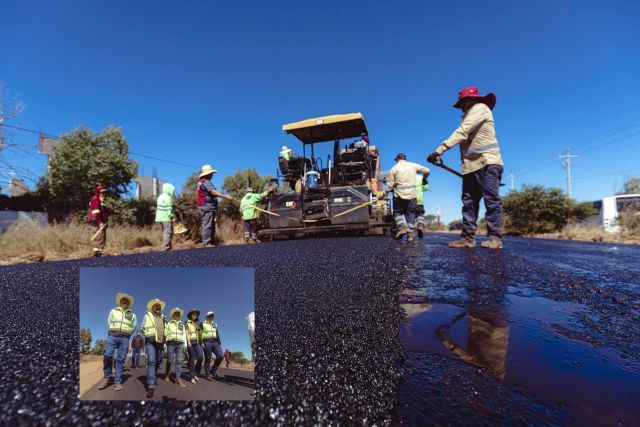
[396,233,640,425]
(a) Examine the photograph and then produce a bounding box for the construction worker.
[202,311,223,380]
[185,308,204,384]
[164,307,188,388]
[247,311,255,361]
[155,182,176,251]
[381,153,430,242]
[279,146,295,161]
[415,174,430,238]
[97,292,136,392]
[142,298,166,399]
[240,186,274,243]
[87,185,109,257]
[224,349,231,368]
[128,330,145,369]
[197,165,234,248]
[427,86,504,249]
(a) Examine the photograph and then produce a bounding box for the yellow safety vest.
[108,307,135,335]
[166,320,185,343]
[185,320,201,342]
[142,312,164,342]
[202,320,218,340]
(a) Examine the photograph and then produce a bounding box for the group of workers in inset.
[98,292,249,399]
[88,86,504,253]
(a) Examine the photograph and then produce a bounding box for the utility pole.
[559,149,579,198]
[509,171,515,191]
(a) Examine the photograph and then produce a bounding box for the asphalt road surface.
[1,233,638,425]
[82,365,254,401]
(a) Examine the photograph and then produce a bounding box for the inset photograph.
[79,267,254,401]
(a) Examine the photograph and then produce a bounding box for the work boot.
[394,228,407,240]
[417,228,424,239]
[164,375,172,383]
[97,378,112,390]
[448,237,476,248]
[92,249,102,258]
[190,378,197,384]
[206,374,214,381]
[176,379,187,388]
[480,238,503,249]
[114,383,123,391]
[407,232,415,242]
[146,388,154,399]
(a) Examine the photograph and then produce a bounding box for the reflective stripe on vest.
[109,307,135,335]
[185,320,199,341]
[166,320,184,342]
[202,321,218,340]
[143,312,160,342]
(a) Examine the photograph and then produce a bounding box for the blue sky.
[79,267,254,357]
[2,1,639,222]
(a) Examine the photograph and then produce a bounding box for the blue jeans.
[145,341,164,389]
[462,164,504,239]
[187,342,204,378]
[103,335,129,384]
[204,341,223,374]
[131,348,141,368]
[166,342,185,380]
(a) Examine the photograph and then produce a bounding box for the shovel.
[427,156,463,178]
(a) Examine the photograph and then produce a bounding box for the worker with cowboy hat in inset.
[164,307,188,388]
[185,307,205,384]
[141,297,167,399]
[427,86,504,249]
[97,292,136,391]
[202,311,224,380]
[196,164,234,248]
[380,153,431,242]
[240,186,274,243]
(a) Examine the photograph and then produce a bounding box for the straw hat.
[187,308,200,319]
[115,292,134,307]
[169,307,184,319]
[147,298,166,313]
[199,164,219,178]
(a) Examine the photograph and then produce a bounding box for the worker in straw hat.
[427,86,504,249]
[196,164,234,248]
[164,307,188,388]
[141,297,167,399]
[97,292,136,392]
[240,186,274,243]
[185,307,205,384]
[202,311,224,380]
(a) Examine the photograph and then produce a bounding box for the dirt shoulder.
[79,354,104,398]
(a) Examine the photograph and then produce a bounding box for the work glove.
[427,152,440,164]
[422,175,428,186]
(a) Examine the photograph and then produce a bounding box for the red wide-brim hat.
[453,86,496,110]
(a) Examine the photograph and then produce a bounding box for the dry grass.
[536,223,640,244]
[0,217,248,265]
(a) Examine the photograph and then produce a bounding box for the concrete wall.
[0,211,48,232]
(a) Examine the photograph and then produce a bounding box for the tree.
[230,351,248,365]
[79,328,92,353]
[45,127,138,213]
[503,185,573,234]
[93,339,106,355]
[618,177,640,195]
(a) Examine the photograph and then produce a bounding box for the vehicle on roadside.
[593,194,640,232]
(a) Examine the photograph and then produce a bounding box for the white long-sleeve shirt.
[435,102,503,175]
[387,160,430,200]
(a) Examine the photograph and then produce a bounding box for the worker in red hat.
[427,87,504,249]
[87,184,110,256]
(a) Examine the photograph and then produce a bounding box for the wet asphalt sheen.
[1,234,638,425]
